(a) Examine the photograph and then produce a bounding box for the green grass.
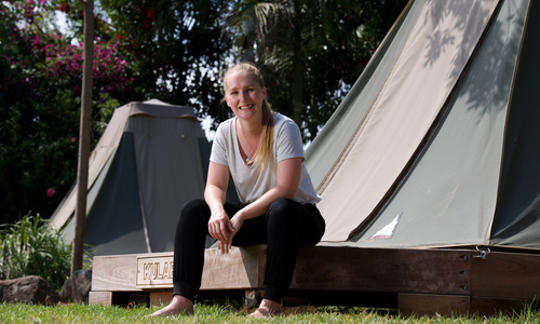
[0,303,538,324]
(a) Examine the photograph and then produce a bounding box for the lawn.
[1,302,538,324]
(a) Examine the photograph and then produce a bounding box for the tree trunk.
[291,0,304,126]
[71,0,94,274]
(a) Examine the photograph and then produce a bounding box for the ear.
[262,87,267,100]
[224,93,232,108]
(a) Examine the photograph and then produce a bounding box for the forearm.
[235,185,295,221]
[204,184,226,214]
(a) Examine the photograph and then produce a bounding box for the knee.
[266,198,298,226]
[178,199,209,227]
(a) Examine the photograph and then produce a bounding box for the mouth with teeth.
[239,104,254,110]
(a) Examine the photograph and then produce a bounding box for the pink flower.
[46,188,56,197]
[71,136,77,143]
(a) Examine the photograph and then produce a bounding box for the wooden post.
[71,0,94,274]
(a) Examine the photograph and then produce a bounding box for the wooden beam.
[398,293,470,316]
[92,254,142,292]
[91,246,266,293]
[290,247,471,295]
[89,245,539,316]
[471,251,540,299]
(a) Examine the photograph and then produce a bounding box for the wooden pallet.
[88,245,540,315]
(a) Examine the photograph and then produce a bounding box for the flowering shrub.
[31,34,133,95]
[0,0,134,224]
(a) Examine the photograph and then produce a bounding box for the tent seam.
[486,0,533,246]
[317,0,416,195]
[346,0,502,242]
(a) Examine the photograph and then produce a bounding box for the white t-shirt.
[210,112,321,204]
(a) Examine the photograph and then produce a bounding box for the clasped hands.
[208,211,244,254]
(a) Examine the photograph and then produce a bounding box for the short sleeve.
[275,119,304,162]
[210,123,229,166]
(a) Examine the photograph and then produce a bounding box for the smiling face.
[224,70,267,123]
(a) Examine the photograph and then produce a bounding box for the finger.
[218,220,227,238]
[213,222,225,242]
[224,240,230,254]
[219,221,230,241]
[218,241,224,254]
[209,223,217,240]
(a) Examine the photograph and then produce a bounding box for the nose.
[239,89,249,102]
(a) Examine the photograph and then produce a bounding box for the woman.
[151,62,325,317]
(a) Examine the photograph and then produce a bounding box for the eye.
[229,90,238,95]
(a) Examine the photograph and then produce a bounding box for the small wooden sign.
[136,255,174,288]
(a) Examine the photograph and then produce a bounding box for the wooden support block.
[200,245,265,290]
[471,251,540,300]
[88,291,113,306]
[92,253,143,292]
[471,297,529,316]
[398,293,470,316]
[149,290,173,307]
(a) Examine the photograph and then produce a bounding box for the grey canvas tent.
[49,99,210,256]
[306,0,539,251]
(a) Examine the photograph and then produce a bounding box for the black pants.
[172,197,325,303]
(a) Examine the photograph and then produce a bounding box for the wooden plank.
[398,293,470,316]
[88,291,113,306]
[91,247,265,292]
[471,251,540,299]
[290,247,471,295]
[92,254,142,291]
[91,246,471,294]
[471,297,529,316]
[136,254,174,288]
[150,291,173,307]
[200,245,264,290]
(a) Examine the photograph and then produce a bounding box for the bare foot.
[249,298,281,318]
[149,295,194,317]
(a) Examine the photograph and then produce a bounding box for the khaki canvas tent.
[306,0,540,251]
[49,99,212,256]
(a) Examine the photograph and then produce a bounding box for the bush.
[0,213,71,290]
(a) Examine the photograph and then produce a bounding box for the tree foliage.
[0,0,407,222]
[0,0,134,224]
[223,0,408,140]
[97,0,231,123]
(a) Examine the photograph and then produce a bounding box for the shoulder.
[216,117,235,133]
[273,112,300,133]
[215,117,235,139]
[273,112,301,139]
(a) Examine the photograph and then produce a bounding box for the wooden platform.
[88,245,540,315]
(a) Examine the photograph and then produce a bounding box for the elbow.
[278,186,297,200]
[285,189,297,200]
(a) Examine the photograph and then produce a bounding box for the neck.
[237,117,263,137]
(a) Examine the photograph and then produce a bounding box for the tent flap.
[318,0,499,242]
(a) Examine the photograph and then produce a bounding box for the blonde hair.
[223,63,274,169]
